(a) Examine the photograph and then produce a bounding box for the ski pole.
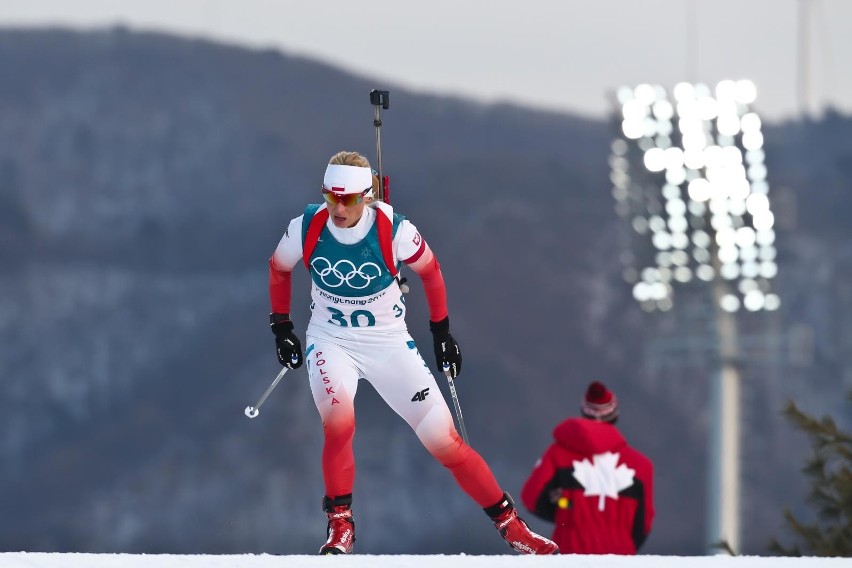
[244,357,297,419]
[369,89,390,203]
[444,364,469,445]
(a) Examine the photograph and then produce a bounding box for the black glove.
[429,316,462,379]
[270,313,303,369]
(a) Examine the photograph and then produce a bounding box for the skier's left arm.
[396,221,447,321]
[395,220,461,378]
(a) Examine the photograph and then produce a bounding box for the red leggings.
[308,338,503,507]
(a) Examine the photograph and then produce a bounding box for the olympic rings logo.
[311,257,383,289]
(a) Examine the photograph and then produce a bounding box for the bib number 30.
[327,307,376,327]
[326,294,405,327]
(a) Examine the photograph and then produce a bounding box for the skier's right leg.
[306,339,361,554]
[320,494,355,555]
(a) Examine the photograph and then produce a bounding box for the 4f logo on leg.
[411,388,430,402]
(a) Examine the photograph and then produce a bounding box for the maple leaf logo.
[572,452,636,511]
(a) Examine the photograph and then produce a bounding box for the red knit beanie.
[581,381,619,422]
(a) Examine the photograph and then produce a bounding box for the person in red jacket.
[520,381,655,554]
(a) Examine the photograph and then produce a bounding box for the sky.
[0,554,849,568]
[0,1,850,122]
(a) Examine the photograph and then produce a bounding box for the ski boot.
[485,492,559,555]
[319,494,355,555]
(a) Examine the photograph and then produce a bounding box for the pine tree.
[769,392,852,557]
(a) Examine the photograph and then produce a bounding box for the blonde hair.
[328,151,380,203]
[329,151,370,168]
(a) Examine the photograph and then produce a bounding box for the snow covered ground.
[0,554,848,568]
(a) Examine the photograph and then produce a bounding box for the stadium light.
[609,80,781,555]
[610,79,779,315]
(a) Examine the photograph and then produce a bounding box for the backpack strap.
[302,204,329,271]
[374,202,399,278]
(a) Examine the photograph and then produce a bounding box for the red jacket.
[520,418,654,554]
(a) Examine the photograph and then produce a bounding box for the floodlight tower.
[609,80,780,555]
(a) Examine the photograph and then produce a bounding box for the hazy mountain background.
[0,27,849,556]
